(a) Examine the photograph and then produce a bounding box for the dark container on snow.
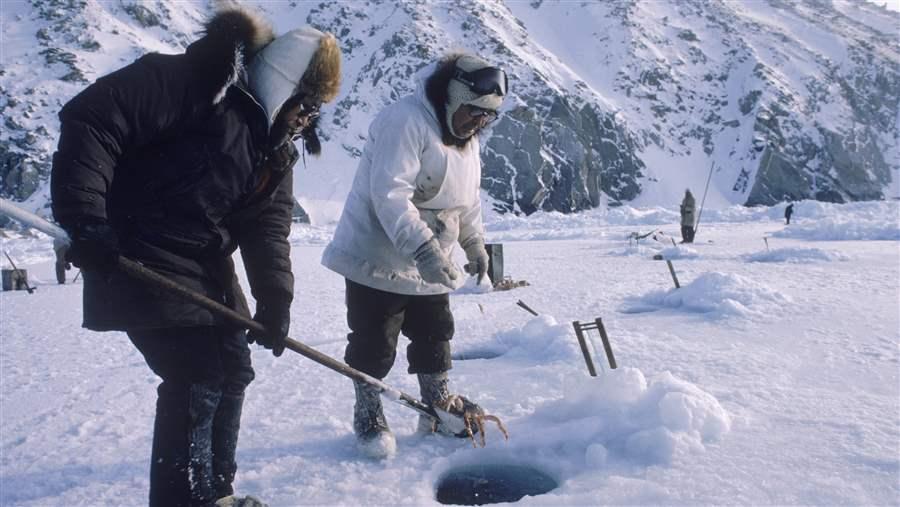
[2,269,29,291]
[486,243,503,285]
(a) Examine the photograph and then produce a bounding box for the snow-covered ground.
[1,200,898,505]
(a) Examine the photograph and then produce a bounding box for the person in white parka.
[321,52,507,458]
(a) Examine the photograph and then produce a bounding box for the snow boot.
[353,380,396,459]
[417,372,469,437]
[214,494,268,507]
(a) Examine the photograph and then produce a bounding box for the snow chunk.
[656,245,700,260]
[454,272,494,294]
[774,217,900,241]
[622,271,792,318]
[529,367,731,466]
[288,224,338,246]
[744,247,848,263]
[489,315,581,362]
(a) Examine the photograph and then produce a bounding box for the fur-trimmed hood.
[185,6,275,105]
[248,25,341,127]
[185,6,342,156]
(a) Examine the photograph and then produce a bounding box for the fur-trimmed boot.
[353,380,396,459]
[417,371,462,436]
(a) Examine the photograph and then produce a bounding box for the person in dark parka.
[50,6,341,506]
[785,202,794,225]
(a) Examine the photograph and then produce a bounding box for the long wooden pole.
[0,198,442,423]
[695,161,715,235]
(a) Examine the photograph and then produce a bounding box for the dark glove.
[266,137,300,173]
[461,236,489,284]
[65,218,120,272]
[247,299,290,357]
[413,238,460,289]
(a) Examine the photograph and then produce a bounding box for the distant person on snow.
[785,202,794,225]
[50,6,340,506]
[680,188,697,243]
[322,52,506,458]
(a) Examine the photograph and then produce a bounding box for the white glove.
[414,239,460,289]
[461,236,489,284]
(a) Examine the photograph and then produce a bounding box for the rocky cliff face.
[1,0,897,222]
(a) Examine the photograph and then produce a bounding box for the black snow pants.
[343,279,454,379]
[681,225,695,243]
[128,326,255,507]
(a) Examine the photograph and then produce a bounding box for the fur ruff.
[295,32,341,155]
[298,33,342,104]
[188,5,275,104]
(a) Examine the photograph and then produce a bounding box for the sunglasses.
[466,105,498,123]
[453,67,508,96]
[288,102,321,141]
[297,102,320,120]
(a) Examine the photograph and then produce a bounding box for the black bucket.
[436,464,558,505]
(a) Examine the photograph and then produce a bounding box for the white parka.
[321,81,485,295]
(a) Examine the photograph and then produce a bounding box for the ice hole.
[435,463,558,505]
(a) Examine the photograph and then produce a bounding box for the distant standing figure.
[680,188,696,243]
[785,203,794,225]
[52,237,70,284]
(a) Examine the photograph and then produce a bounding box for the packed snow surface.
[1,200,898,505]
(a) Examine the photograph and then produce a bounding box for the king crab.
[432,394,509,448]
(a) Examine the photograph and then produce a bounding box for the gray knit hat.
[445,54,504,138]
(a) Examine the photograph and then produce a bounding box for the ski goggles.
[453,67,508,96]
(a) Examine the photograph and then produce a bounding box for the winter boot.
[353,380,396,459]
[214,495,268,507]
[417,372,469,437]
[212,391,244,499]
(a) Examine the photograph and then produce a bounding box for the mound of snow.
[622,272,792,318]
[454,272,494,294]
[525,367,731,466]
[744,247,848,263]
[774,217,900,241]
[488,315,581,362]
[656,245,700,260]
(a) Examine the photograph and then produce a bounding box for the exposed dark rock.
[123,4,162,28]
[483,97,644,215]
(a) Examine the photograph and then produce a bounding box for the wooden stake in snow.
[666,259,681,289]
[516,299,539,316]
[572,318,618,376]
[572,320,598,376]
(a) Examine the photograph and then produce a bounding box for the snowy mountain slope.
[0,0,897,224]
